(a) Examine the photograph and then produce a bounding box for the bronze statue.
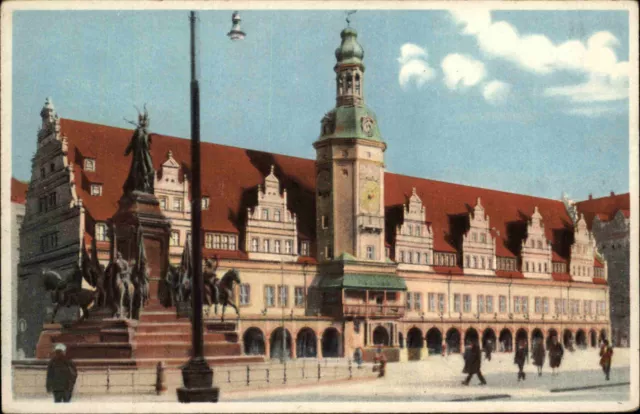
[131,231,150,318]
[109,251,135,319]
[203,257,219,309]
[123,105,155,194]
[42,269,95,323]
[212,269,241,322]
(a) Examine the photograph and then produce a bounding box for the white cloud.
[449,10,630,101]
[441,53,486,90]
[397,43,436,89]
[483,80,511,105]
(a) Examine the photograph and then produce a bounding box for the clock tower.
[313,26,386,262]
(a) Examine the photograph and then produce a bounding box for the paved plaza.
[10,348,631,404]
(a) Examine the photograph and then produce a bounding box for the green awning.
[320,274,407,291]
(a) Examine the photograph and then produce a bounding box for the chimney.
[610,191,615,196]
[588,193,593,200]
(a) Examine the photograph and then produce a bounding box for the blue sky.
[11,9,630,200]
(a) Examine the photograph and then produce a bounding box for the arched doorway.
[546,328,558,349]
[407,327,424,361]
[575,329,587,349]
[563,329,573,349]
[243,327,265,355]
[446,328,461,353]
[590,329,598,347]
[270,327,292,360]
[482,328,496,351]
[296,328,317,358]
[426,327,442,355]
[515,328,528,347]
[322,328,341,357]
[499,328,513,352]
[464,327,479,345]
[373,326,390,347]
[531,328,544,349]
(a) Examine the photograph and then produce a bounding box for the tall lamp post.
[177,10,245,403]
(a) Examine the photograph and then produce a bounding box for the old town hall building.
[17,27,612,361]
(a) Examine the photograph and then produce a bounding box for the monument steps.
[135,331,238,343]
[133,341,241,359]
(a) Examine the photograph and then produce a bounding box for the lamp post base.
[177,357,219,403]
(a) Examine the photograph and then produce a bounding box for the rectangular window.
[213,234,221,249]
[285,240,292,254]
[251,238,259,252]
[522,296,528,314]
[229,236,237,251]
[294,286,305,307]
[262,208,269,221]
[562,299,567,314]
[265,285,275,307]
[202,197,210,210]
[239,284,250,306]
[477,295,485,314]
[49,232,58,249]
[366,245,375,260]
[84,158,95,171]
[438,293,445,313]
[535,297,541,313]
[275,210,281,222]
[222,235,229,250]
[499,295,507,313]
[274,240,281,253]
[204,233,213,249]
[463,294,471,313]
[170,231,180,246]
[406,292,413,310]
[90,184,102,196]
[159,196,167,210]
[555,299,561,314]
[486,296,493,313]
[263,239,270,253]
[277,285,288,307]
[301,241,310,256]
[95,223,109,242]
[428,293,435,312]
[514,297,521,313]
[454,294,461,313]
[414,292,422,311]
[48,192,57,208]
[173,198,183,211]
[542,297,549,314]
[480,233,486,243]
[321,215,329,229]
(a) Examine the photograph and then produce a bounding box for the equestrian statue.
[42,269,96,323]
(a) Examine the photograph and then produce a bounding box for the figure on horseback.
[211,269,241,322]
[42,269,95,323]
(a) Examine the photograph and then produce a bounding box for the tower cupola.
[334,27,365,106]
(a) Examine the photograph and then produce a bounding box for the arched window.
[345,71,353,93]
[355,73,361,95]
[337,75,344,95]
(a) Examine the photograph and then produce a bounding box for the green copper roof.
[320,274,407,291]
[335,27,364,68]
[318,105,384,142]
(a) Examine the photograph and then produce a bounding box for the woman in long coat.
[599,340,613,381]
[462,340,486,385]
[532,338,546,376]
[514,340,528,381]
[548,336,564,376]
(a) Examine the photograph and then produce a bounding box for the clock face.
[360,179,380,214]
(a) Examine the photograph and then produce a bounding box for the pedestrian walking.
[514,339,528,381]
[461,339,486,386]
[532,338,545,376]
[353,347,363,369]
[599,340,613,381]
[484,340,493,361]
[46,343,77,403]
[548,335,564,376]
[441,341,447,357]
[373,347,387,378]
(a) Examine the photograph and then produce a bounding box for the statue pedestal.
[110,191,171,309]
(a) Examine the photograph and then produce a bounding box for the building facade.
[17,27,612,360]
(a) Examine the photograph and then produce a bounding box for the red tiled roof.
[552,251,568,263]
[11,178,28,204]
[495,270,524,279]
[594,258,604,268]
[551,273,572,282]
[575,193,630,228]
[592,278,607,285]
[60,118,579,265]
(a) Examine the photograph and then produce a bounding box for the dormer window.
[95,223,109,242]
[202,197,210,210]
[90,184,102,196]
[84,158,96,172]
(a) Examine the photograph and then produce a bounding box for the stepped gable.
[62,118,578,267]
[384,173,574,261]
[575,192,630,228]
[11,178,28,204]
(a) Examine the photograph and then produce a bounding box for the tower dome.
[334,27,365,69]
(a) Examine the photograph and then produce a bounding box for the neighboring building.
[18,27,611,360]
[11,178,28,359]
[574,193,630,347]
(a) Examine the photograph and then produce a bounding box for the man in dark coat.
[548,335,564,376]
[462,340,486,385]
[484,340,493,361]
[599,340,613,381]
[532,338,545,376]
[514,339,528,381]
[46,344,78,403]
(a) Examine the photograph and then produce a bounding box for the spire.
[38,97,60,142]
[334,26,365,106]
